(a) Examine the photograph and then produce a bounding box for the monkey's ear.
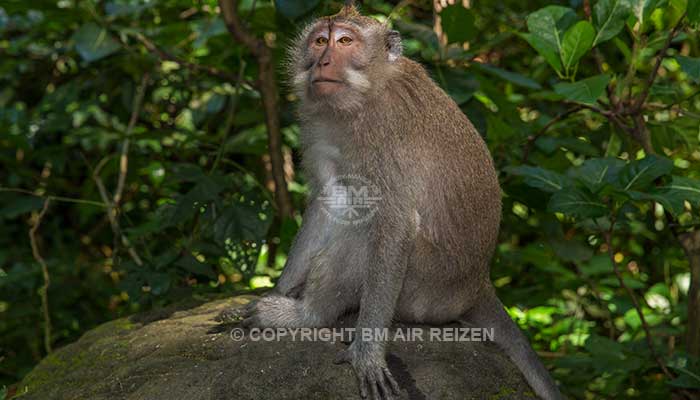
[386,30,402,62]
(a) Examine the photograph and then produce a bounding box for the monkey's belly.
[394,238,489,324]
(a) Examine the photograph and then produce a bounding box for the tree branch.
[604,227,672,378]
[632,13,686,112]
[29,198,52,354]
[679,230,700,357]
[522,106,582,162]
[114,74,149,205]
[218,0,293,218]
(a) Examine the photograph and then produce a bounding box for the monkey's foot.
[334,342,400,400]
[239,295,306,328]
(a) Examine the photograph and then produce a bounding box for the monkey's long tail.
[462,294,564,400]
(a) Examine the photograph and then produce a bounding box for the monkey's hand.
[334,341,400,400]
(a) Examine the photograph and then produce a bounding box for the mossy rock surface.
[15,296,534,399]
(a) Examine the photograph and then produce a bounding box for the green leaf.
[569,157,626,192]
[689,0,700,23]
[519,33,563,73]
[274,0,319,19]
[505,166,571,193]
[535,136,601,157]
[593,0,632,46]
[524,6,577,74]
[214,204,271,244]
[473,63,542,89]
[561,21,595,73]
[553,74,611,105]
[440,4,476,44]
[105,1,154,17]
[630,0,660,30]
[72,23,121,62]
[676,56,700,82]
[394,20,440,50]
[548,189,609,218]
[526,6,577,52]
[650,176,700,215]
[617,155,674,192]
[0,196,44,219]
[175,255,217,279]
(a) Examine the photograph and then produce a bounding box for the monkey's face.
[305,22,369,98]
[289,10,403,113]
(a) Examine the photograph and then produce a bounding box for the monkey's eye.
[315,37,328,46]
[338,36,353,45]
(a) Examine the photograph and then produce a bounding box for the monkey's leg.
[462,294,563,400]
[242,240,363,328]
[274,199,332,298]
[335,220,413,400]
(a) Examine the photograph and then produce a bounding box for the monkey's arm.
[274,199,330,297]
[335,212,413,400]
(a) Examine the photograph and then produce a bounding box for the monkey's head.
[289,5,402,113]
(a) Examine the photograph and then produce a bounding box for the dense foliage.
[1,0,699,398]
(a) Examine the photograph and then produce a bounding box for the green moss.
[489,387,516,399]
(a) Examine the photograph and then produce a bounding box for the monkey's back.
[351,58,502,320]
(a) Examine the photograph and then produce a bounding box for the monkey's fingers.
[382,367,400,395]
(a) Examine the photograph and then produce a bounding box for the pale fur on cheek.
[344,69,371,92]
[293,71,310,90]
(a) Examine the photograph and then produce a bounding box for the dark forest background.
[1,0,700,398]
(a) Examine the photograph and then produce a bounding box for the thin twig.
[135,33,242,83]
[0,187,107,208]
[114,74,149,205]
[93,162,144,267]
[211,58,246,174]
[632,13,686,112]
[604,225,673,378]
[29,198,52,354]
[522,106,582,162]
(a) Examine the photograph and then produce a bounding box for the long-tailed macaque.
[219,5,563,400]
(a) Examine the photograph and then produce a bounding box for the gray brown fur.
[220,6,563,400]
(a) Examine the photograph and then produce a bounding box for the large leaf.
[505,166,571,193]
[569,157,626,192]
[72,23,121,62]
[689,0,700,23]
[617,155,674,192]
[440,4,476,44]
[548,189,609,218]
[553,74,611,105]
[213,204,271,243]
[593,0,632,46]
[676,56,700,82]
[519,33,563,73]
[524,6,577,73]
[175,254,217,279]
[275,0,319,19]
[561,21,595,72]
[473,63,542,90]
[648,176,700,215]
[630,0,660,30]
[526,6,577,51]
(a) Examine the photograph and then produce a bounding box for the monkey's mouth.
[312,78,344,84]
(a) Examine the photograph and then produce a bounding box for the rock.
[14,296,534,399]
